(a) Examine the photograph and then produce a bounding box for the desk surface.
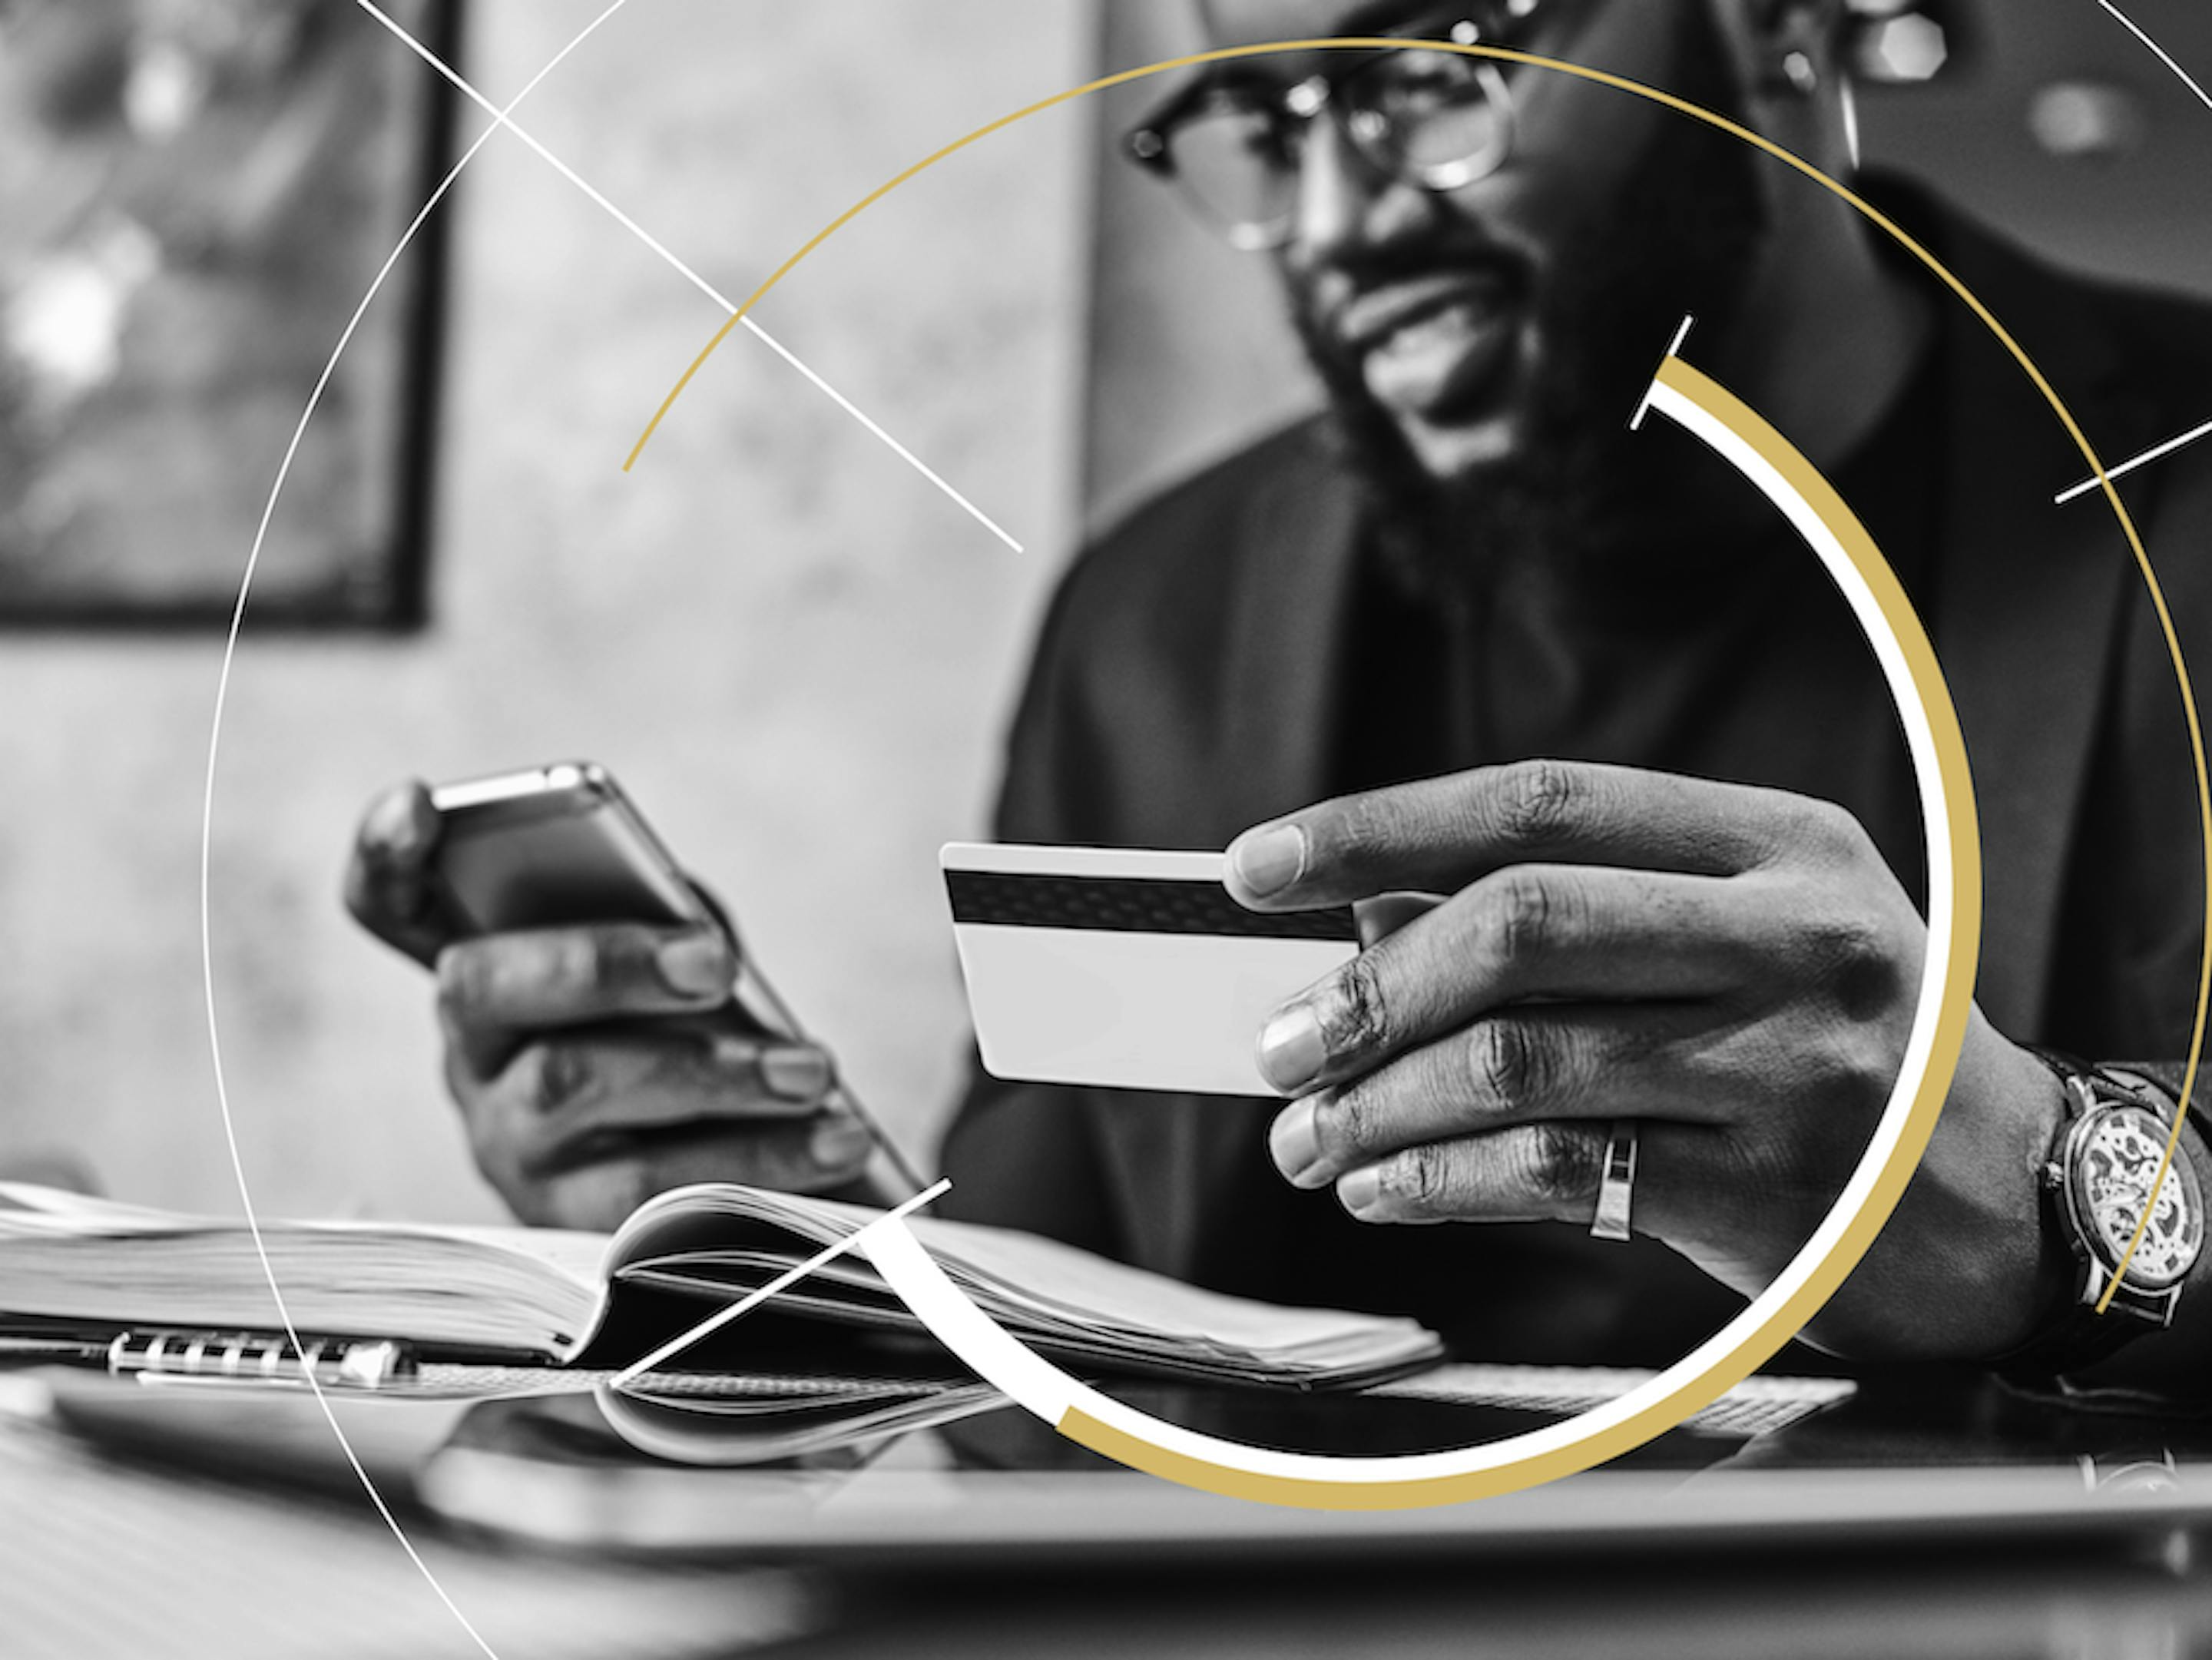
[0,1378,813,1660]
[396,1368,2212,1565]
[14,1368,2212,1660]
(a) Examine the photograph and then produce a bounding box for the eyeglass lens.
[1164,93,1303,247]
[1364,51,1505,174]
[1159,47,1507,246]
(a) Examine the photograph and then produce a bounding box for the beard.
[1286,69,1771,615]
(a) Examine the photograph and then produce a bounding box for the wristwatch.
[1998,1053,2207,1381]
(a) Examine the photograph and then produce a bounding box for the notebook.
[0,1182,1442,1413]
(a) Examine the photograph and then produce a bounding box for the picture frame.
[0,0,459,629]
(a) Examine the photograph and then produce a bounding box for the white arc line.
[202,11,645,1658]
[355,2,730,311]
[2098,0,2212,114]
[611,1178,954,1389]
[353,1,1024,552]
[2053,1,2212,505]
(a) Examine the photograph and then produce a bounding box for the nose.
[1286,111,1428,270]
[1289,115,1373,262]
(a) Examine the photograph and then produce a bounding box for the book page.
[0,1179,1440,1386]
[609,1184,1441,1383]
[0,1183,610,1360]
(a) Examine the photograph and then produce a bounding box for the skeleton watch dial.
[2071,1103,2205,1292]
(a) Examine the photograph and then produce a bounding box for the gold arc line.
[630,35,2210,1316]
[621,44,2207,1490]
[1045,358,1980,1509]
[621,57,1194,473]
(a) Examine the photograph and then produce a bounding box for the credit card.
[941,843,1359,1097]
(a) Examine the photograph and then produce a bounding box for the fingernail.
[1230,824,1306,898]
[810,1115,874,1168]
[1270,1098,1324,1186]
[1339,1165,1382,1215]
[656,933,730,997]
[372,787,435,859]
[762,1045,832,1102]
[1257,1003,1326,1095]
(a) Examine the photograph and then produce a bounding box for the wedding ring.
[1590,1118,1639,1243]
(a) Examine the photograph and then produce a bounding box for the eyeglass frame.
[1123,9,1537,253]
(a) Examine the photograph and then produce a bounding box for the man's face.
[1195,0,1768,492]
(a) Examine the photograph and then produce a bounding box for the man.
[350,0,2212,1396]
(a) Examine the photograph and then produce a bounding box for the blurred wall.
[0,0,1094,1219]
[1085,0,2212,532]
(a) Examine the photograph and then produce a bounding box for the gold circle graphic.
[853,353,1975,1506]
[626,41,2209,1503]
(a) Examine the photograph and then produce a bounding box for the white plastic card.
[940,843,1358,1097]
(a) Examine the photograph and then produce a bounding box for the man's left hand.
[1227,759,2066,1360]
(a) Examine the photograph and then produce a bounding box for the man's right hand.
[343,780,873,1231]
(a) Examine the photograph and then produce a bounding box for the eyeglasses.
[1124,5,1542,253]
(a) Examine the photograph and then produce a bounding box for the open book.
[0,1182,1442,1460]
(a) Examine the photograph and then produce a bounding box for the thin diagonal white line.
[611,1179,952,1389]
[2054,0,2212,505]
[1628,313,1696,432]
[358,0,730,306]
[732,313,1025,551]
[354,1,1024,552]
[2056,413,2212,505]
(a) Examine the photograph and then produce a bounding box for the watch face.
[2070,1104,2206,1292]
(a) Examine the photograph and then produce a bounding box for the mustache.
[1289,242,1532,363]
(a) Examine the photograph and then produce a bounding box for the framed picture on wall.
[0,0,459,629]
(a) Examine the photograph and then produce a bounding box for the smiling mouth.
[1337,269,1528,422]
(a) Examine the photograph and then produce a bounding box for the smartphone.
[428,760,713,938]
[426,760,797,1039]
[422,760,922,1191]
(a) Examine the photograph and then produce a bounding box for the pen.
[107,1330,416,1390]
